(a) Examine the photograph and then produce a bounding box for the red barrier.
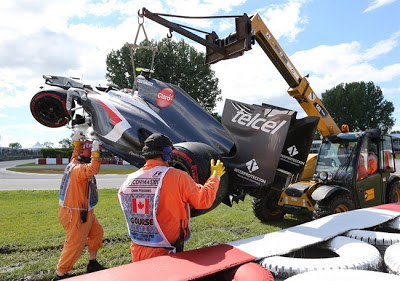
[68,244,257,281]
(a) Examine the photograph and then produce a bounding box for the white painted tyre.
[260,236,382,280]
[285,269,400,281]
[344,229,400,255]
[383,216,400,230]
[384,243,400,275]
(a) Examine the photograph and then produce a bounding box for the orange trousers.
[130,242,170,262]
[56,207,103,273]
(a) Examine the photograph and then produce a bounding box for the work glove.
[91,140,101,158]
[72,130,83,146]
[210,159,225,180]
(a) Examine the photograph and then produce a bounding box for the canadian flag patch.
[132,198,150,214]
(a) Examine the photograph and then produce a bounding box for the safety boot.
[51,272,74,280]
[87,259,107,273]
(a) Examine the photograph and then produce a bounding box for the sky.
[0,0,399,148]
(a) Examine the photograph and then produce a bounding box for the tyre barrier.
[35,158,70,165]
[260,236,382,280]
[35,158,130,165]
[66,204,400,281]
[344,229,400,256]
[384,243,400,275]
[284,269,400,281]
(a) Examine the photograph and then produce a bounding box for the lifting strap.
[126,10,158,90]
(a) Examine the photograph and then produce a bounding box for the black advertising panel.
[221,99,293,188]
[278,116,319,181]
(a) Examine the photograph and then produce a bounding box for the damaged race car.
[30,72,318,217]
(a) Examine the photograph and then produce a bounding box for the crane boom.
[250,14,340,136]
[140,8,341,136]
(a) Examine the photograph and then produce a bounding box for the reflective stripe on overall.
[59,162,98,211]
[119,166,190,251]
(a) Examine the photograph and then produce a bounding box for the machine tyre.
[252,189,285,222]
[386,180,400,203]
[344,229,400,256]
[30,89,70,128]
[384,243,400,275]
[171,142,229,217]
[260,236,382,280]
[312,193,355,220]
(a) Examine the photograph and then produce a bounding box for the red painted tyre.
[226,262,274,281]
[30,88,70,128]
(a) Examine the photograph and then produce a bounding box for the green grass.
[0,189,306,280]
[7,167,68,174]
[14,162,36,167]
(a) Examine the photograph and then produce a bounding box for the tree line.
[321,82,395,133]
[106,38,221,114]
[7,39,398,152]
[105,38,396,134]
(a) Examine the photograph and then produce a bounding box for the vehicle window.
[367,141,378,175]
[382,136,395,172]
[357,139,368,181]
[315,140,356,175]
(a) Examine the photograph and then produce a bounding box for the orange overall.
[129,159,220,262]
[368,152,378,175]
[56,144,103,273]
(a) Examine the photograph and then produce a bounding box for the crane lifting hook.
[137,9,145,24]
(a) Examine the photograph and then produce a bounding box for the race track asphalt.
[1,159,399,191]
[0,159,131,191]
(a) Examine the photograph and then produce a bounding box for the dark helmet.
[78,141,92,163]
[142,133,174,161]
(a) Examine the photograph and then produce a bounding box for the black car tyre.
[171,142,229,217]
[260,236,382,280]
[344,229,400,256]
[30,89,70,128]
[313,193,355,220]
[252,189,285,222]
